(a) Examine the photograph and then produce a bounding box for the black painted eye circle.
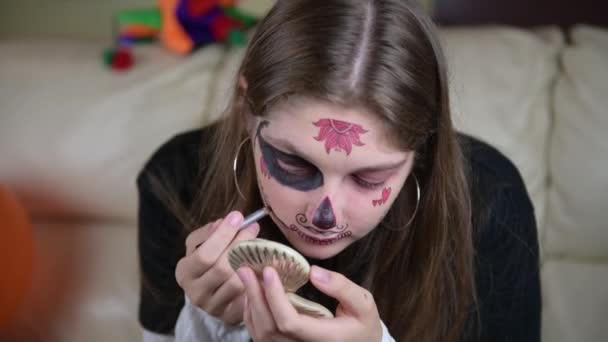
[276,159,316,177]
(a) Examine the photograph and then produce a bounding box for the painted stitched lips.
[313,119,368,155]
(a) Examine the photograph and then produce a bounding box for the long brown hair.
[168,0,476,340]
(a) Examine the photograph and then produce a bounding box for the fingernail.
[263,267,274,286]
[311,266,330,284]
[237,268,249,285]
[228,211,243,227]
[248,223,260,235]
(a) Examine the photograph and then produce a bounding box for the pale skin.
[239,265,382,342]
[175,80,416,340]
[252,98,413,259]
[175,211,260,324]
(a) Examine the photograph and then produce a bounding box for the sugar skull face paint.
[270,211,352,246]
[260,157,271,179]
[313,119,368,155]
[312,197,336,229]
[372,187,392,207]
[251,98,415,259]
[257,120,324,191]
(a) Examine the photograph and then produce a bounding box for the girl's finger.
[193,211,243,272]
[175,252,208,285]
[191,222,260,280]
[261,266,302,335]
[243,295,257,338]
[222,294,246,325]
[205,272,245,312]
[185,219,222,255]
[309,265,377,319]
[237,267,276,337]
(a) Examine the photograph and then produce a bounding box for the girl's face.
[250,98,414,259]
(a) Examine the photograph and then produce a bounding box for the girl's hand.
[175,211,260,325]
[237,265,383,342]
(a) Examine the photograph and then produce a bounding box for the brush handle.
[240,207,269,229]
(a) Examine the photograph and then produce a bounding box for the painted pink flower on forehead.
[313,119,369,155]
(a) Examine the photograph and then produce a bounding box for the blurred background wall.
[0,0,164,40]
[0,0,435,40]
[3,0,605,40]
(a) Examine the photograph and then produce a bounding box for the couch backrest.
[0,0,155,40]
[545,25,608,260]
[443,27,564,235]
[5,25,602,253]
[0,40,228,222]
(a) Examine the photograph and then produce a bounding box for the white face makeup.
[251,98,414,260]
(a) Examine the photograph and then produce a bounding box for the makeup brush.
[194,207,269,250]
[239,207,270,229]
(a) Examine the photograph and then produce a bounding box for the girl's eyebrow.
[352,159,407,174]
[262,134,409,173]
[262,134,315,162]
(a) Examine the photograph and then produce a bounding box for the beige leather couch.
[1,25,606,341]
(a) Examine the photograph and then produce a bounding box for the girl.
[137,0,541,341]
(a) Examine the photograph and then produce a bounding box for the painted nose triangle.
[312,197,336,229]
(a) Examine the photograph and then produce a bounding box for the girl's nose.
[312,197,336,229]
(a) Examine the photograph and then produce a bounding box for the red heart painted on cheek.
[260,157,271,179]
[382,187,391,204]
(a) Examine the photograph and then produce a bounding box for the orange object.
[219,0,237,7]
[0,185,34,330]
[121,24,160,38]
[159,0,195,54]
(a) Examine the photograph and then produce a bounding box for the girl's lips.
[289,225,352,245]
[267,210,352,245]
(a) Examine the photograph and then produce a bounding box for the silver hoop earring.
[233,137,251,200]
[383,174,421,231]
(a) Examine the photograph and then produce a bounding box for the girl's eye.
[276,159,316,176]
[353,176,385,190]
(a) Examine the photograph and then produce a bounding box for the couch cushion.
[542,259,608,342]
[442,27,563,236]
[0,39,227,222]
[6,221,141,342]
[545,25,608,259]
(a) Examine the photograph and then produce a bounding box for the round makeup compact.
[228,238,333,318]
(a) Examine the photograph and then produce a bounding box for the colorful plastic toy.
[104,0,272,70]
[160,0,259,55]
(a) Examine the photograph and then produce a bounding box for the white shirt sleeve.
[380,319,396,342]
[142,329,174,342]
[174,295,250,342]
[172,295,395,342]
